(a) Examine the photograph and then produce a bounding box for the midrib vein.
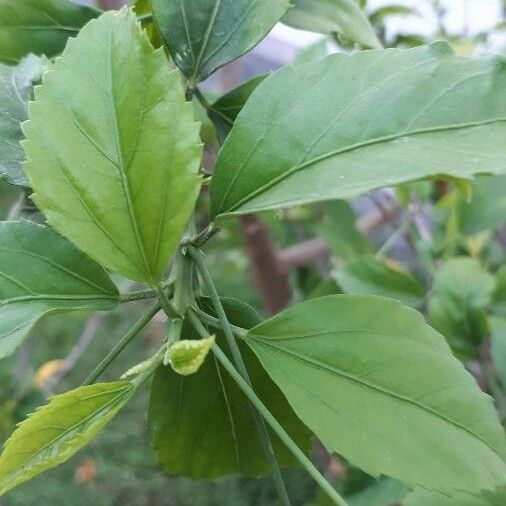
[208,105,234,126]
[5,388,131,474]
[2,294,118,304]
[179,0,194,68]
[197,0,259,72]
[107,34,152,282]
[12,25,80,33]
[216,54,433,214]
[225,117,506,214]
[192,0,222,80]
[250,338,502,458]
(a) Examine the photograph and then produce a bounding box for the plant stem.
[185,86,194,102]
[215,346,348,506]
[120,281,173,303]
[156,284,180,319]
[188,246,291,506]
[164,249,194,363]
[7,192,25,220]
[182,223,220,247]
[119,288,159,302]
[375,217,410,258]
[190,306,246,338]
[48,314,105,391]
[192,86,237,130]
[193,86,212,110]
[83,303,161,385]
[188,246,250,375]
[130,347,166,389]
[479,343,506,421]
[188,311,348,506]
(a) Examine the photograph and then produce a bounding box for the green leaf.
[0,381,134,495]
[317,200,372,261]
[369,5,416,26]
[150,0,290,82]
[244,295,506,494]
[167,335,215,375]
[294,39,329,65]
[307,277,341,299]
[0,0,100,64]
[492,267,506,318]
[149,297,311,479]
[428,258,495,356]
[283,0,381,49]
[454,175,506,235]
[23,9,202,284]
[131,0,162,48]
[347,478,409,506]
[131,0,150,9]
[0,221,118,360]
[405,487,506,506]
[312,478,409,506]
[491,317,506,388]
[208,74,268,144]
[334,256,425,308]
[211,43,506,218]
[0,55,49,187]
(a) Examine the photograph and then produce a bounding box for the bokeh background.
[1,1,505,505]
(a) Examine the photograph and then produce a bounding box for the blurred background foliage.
[1,0,506,504]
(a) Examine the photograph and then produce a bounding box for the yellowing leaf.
[0,382,134,495]
[167,336,215,376]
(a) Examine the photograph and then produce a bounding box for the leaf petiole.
[192,85,238,132]
[164,248,195,363]
[182,223,219,248]
[119,288,158,302]
[188,245,291,506]
[190,306,247,338]
[83,303,162,385]
[188,311,348,506]
[156,284,180,320]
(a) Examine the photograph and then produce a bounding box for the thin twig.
[276,200,400,273]
[45,314,105,392]
[188,246,292,505]
[7,193,25,220]
[83,303,161,385]
[189,311,348,506]
[190,306,246,337]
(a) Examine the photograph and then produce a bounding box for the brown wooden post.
[240,216,292,315]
